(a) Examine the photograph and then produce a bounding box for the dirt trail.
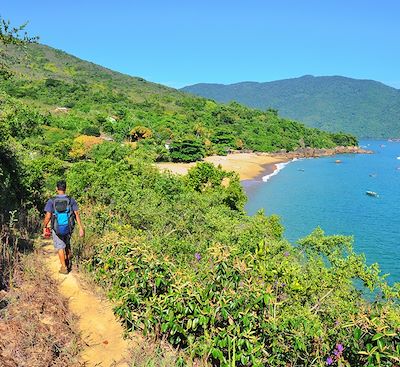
[40,239,131,367]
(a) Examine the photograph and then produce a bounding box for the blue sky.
[2,0,400,88]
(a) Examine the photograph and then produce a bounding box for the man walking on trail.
[43,180,84,274]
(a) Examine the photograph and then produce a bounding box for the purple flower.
[336,344,344,352]
[326,356,333,365]
[333,349,339,356]
[284,251,290,257]
[195,253,201,261]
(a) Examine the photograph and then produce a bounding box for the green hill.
[181,75,400,138]
[0,43,356,161]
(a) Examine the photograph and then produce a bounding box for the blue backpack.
[51,196,75,236]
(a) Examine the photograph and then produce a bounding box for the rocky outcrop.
[230,146,373,159]
[275,146,373,159]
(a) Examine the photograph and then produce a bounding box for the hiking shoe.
[59,266,69,275]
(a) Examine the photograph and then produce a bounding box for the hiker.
[43,180,84,274]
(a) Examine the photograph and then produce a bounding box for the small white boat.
[366,191,379,197]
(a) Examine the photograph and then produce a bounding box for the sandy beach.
[155,146,372,181]
[156,153,288,181]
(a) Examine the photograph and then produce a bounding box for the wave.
[262,159,297,182]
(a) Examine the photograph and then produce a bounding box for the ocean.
[244,140,400,285]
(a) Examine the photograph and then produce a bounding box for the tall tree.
[0,16,38,78]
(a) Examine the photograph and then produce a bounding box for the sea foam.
[262,158,298,182]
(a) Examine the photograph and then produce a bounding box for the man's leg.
[52,231,68,274]
[65,248,71,270]
[58,249,67,268]
[65,237,72,270]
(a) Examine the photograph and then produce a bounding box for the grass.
[0,253,83,366]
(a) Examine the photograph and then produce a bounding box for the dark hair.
[56,180,67,191]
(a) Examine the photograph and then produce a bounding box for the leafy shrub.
[80,125,101,137]
[129,125,153,141]
[0,92,44,139]
[49,138,73,160]
[88,141,135,162]
[68,157,399,366]
[86,229,399,366]
[169,139,205,162]
[69,135,103,159]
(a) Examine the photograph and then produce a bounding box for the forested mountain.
[182,75,400,138]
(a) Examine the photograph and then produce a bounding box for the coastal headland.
[156,146,372,181]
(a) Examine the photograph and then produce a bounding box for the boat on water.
[366,191,379,197]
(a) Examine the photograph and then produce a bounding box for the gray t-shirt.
[44,195,79,213]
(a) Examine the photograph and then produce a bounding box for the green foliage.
[80,125,100,137]
[169,139,205,162]
[0,16,38,80]
[0,43,357,161]
[0,140,26,212]
[129,125,153,141]
[331,132,358,146]
[84,210,399,366]
[0,16,38,45]
[0,92,44,139]
[0,93,47,213]
[186,162,246,211]
[88,141,135,162]
[211,129,236,154]
[64,153,400,366]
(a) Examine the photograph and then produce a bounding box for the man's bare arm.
[74,211,85,237]
[43,212,51,236]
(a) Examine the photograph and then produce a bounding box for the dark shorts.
[52,230,71,250]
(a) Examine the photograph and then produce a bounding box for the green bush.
[67,158,399,366]
[169,139,206,162]
[80,125,101,137]
[87,229,399,366]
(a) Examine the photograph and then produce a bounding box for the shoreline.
[156,153,289,181]
[156,146,372,182]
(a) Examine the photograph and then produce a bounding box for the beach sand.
[156,153,288,181]
[155,146,371,181]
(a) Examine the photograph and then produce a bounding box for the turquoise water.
[245,140,400,285]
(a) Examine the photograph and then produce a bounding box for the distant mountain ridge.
[182,75,400,138]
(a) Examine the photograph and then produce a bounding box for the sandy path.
[40,239,131,367]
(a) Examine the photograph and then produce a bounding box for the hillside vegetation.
[1,38,399,367]
[182,75,400,138]
[0,44,357,163]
